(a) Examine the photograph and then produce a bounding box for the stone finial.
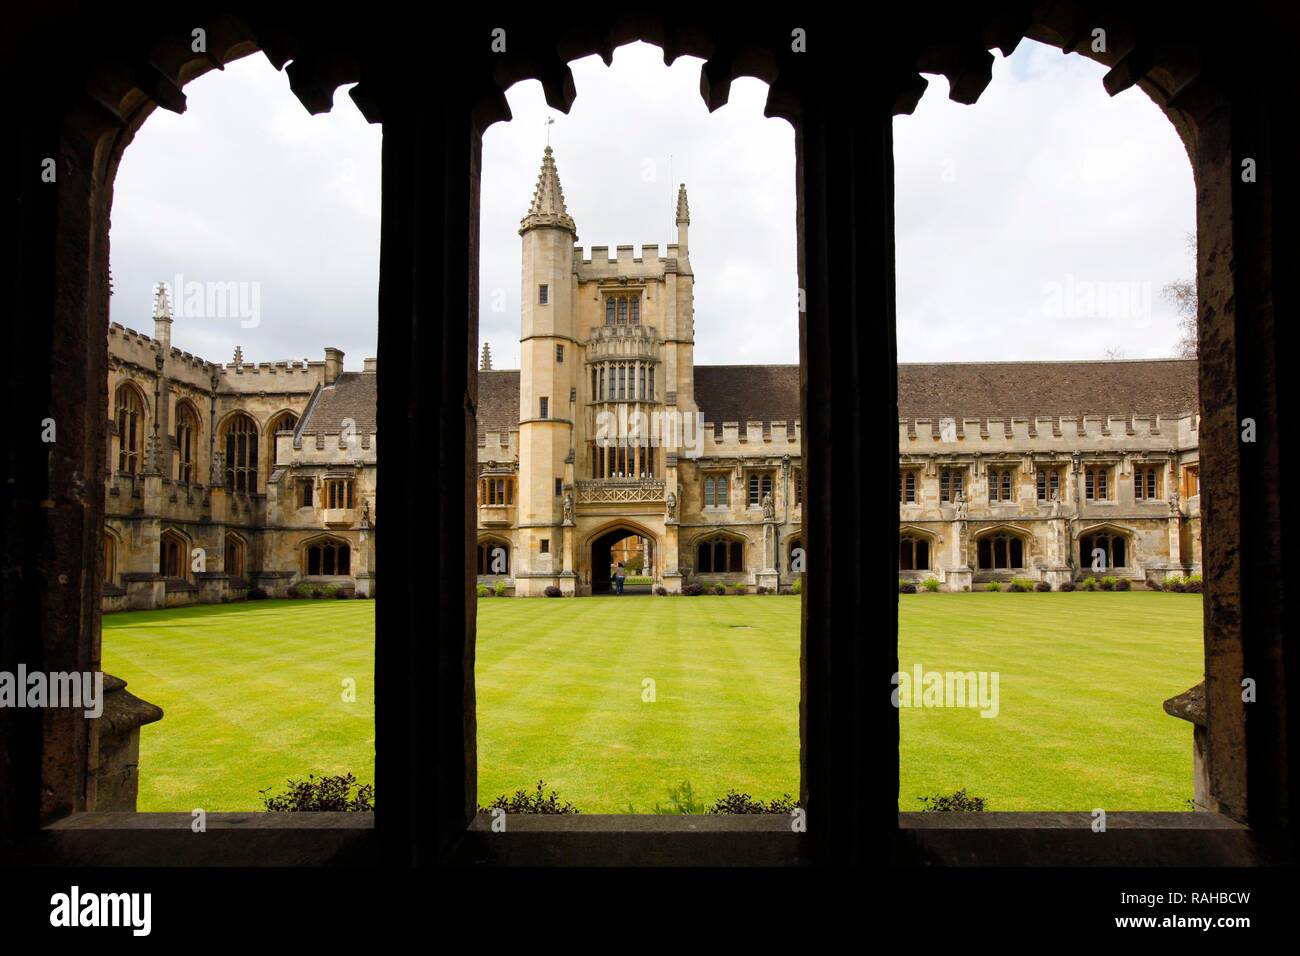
[153,281,173,349]
[519,145,577,237]
[480,341,493,371]
[232,345,244,367]
[676,182,690,225]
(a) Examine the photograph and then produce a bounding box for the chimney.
[363,357,377,372]
[153,281,173,350]
[324,347,344,384]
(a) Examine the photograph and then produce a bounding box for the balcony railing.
[576,479,665,504]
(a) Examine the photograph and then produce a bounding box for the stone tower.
[516,146,579,591]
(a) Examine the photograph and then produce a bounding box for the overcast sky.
[109,39,1193,369]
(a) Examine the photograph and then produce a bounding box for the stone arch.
[218,411,262,493]
[174,397,203,483]
[158,526,192,581]
[899,525,938,573]
[266,408,300,469]
[224,530,248,580]
[690,528,750,577]
[972,523,1031,571]
[1077,522,1135,574]
[586,520,659,593]
[112,379,149,475]
[476,535,512,576]
[300,533,353,578]
[102,526,122,587]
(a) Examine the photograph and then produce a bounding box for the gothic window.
[648,366,655,401]
[267,411,297,469]
[556,344,564,363]
[697,536,744,573]
[704,474,730,508]
[977,533,1025,570]
[898,469,917,504]
[591,367,597,400]
[899,534,930,571]
[160,529,188,580]
[988,468,1014,502]
[639,365,646,400]
[222,412,259,492]
[598,367,605,401]
[618,297,628,324]
[477,540,510,575]
[1081,532,1127,570]
[114,382,145,474]
[618,366,626,400]
[605,297,615,325]
[1134,465,1161,500]
[299,479,314,508]
[749,472,773,506]
[325,478,354,509]
[538,284,549,305]
[940,469,964,502]
[306,538,351,576]
[539,396,549,419]
[479,476,514,505]
[175,401,199,483]
[1085,466,1110,501]
[104,533,116,586]
[1036,467,1061,501]
[630,297,640,324]
[225,532,246,580]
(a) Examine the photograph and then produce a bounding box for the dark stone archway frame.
[4,6,1292,866]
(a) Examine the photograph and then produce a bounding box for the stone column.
[93,674,164,811]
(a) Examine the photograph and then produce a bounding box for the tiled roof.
[298,371,377,435]
[470,358,1199,439]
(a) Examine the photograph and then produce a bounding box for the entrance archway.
[590,526,655,594]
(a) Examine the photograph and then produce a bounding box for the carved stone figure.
[762,491,775,520]
[954,490,968,519]
[665,491,677,521]
[563,492,575,523]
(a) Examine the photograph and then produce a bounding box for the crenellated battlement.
[899,410,1199,452]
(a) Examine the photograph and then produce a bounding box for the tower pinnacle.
[519,145,577,238]
[480,341,493,371]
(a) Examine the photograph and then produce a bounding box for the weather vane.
[545,115,555,146]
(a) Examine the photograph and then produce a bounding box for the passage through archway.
[590,528,654,594]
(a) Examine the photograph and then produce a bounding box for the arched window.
[900,534,930,571]
[618,297,628,324]
[630,297,640,324]
[225,532,246,580]
[222,413,260,492]
[477,540,510,575]
[114,383,146,474]
[696,536,745,574]
[605,297,615,325]
[988,468,1014,502]
[104,533,116,586]
[305,538,351,576]
[175,401,199,483]
[977,533,1025,570]
[160,529,189,580]
[268,411,298,468]
[1081,531,1127,571]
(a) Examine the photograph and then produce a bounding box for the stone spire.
[675,183,690,254]
[480,341,493,371]
[519,145,577,237]
[153,281,173,350]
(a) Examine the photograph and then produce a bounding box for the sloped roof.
[298,371,377,435]
[470,358,1199,440]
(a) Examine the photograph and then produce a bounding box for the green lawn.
[102,600,375,811]
[104,592,1203,813]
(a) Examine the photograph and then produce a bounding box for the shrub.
[335,588,350,599]
[478,780,578,815]
[732,583,747,595]
[261,773,374,812]
[1008,577,1034,592]
[1059,581,1076,592]
[1080,576,1098,591]
[476,584,487,598]
[918,788,988,812]
[899,581,917,594]
[636,781,708,815]
[246,586,268,600]
[922,577,942,592]
[308,587,323,599]
[682,583,704,596]
[756,586,769,595]
[354,590,369,598]
[713,583,727,596]
[791,577,802,595]
[1148,577,1164,591]
[654,585,668,596]
[1100,575,1118,591]
[286,584,302,598]
[1115,578,1131,591]
[983,582,1002,592]
[1185,574,1203,593]
[707,790,799,815]
[543,585,562,597]
[494,580,507,597]
[779,587,793,595]
[1034,580,1053,592]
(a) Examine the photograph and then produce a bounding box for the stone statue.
[665,491,677,521]
[563,492,575,524]
[361,499,372,527]
[954,490,968,519]
[1169,487,1180,515]
[1050,489,1062,517]
[761,491,775,520]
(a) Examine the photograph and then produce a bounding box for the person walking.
[615,561,626,595]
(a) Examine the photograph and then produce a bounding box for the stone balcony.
[576,478,665,504]
[586,324,661,361]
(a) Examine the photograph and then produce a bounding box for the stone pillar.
[1164,683,1210,811]
[93,674,164,811]
[945,519,972,592]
